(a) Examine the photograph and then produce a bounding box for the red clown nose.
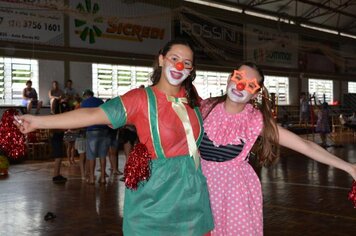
[236,82,245,91]
[175,62,184,71]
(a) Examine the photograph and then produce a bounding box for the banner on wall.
[174,7,243,65]
[69,0,171,55]
[0,0,64,46]
[299,35,339,72]
[245,24,298,68]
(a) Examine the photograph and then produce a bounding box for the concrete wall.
[69,62,92,97]
[38,60,65,106]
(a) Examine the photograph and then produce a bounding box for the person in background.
[108,127,122,176]
[315,102,331,147]
[73,96,87,180]
[106,98,122,176]
[48,80,64,114]
[117,124,138,181]
[75,128,87,180]
[63,128,78,165]
[63,80,79,111]
[51,129,67,183]
[50,102,66,183]
[22,80,43,115]
[81,89,110,185]
[14,39,214,235]
[349,111,356,124]
[347,111,356,126]
[199,62,356,235]
[343,111,356,132]
[299,91,309,126]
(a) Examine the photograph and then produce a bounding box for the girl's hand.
[13,115,40,134]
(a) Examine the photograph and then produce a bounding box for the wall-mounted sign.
[174,7,243,65]
[245,24,298,68]
[69,0,171,55]
[0,0,64,46]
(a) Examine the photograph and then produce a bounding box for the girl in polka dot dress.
[199,62,356,236]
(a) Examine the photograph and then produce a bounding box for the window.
[92,64,152,99]
[0,57,39,105]
[264,75,289,105]
[93,63,231,100]
[194,71,230,99]
[348,81,356,93]
[308,78,333,103]
[92,63,292,104]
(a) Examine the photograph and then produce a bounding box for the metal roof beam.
[341,18,356,31]
[276,0,294,14]
[298,0,356,19]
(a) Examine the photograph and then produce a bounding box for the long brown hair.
[150,39,199,108]
[203,62,280,166]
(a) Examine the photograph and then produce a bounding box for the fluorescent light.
[245,10,278,21]
[184,0,242,13]
[300,23,338,34]
[340,32,356,39]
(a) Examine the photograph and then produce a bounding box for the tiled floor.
[1,132,355,236]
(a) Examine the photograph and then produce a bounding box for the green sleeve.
[100,97,127,129]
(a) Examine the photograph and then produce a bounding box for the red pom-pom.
[0,109,26,159]
[348,181,356,208]
[124,143,151,190]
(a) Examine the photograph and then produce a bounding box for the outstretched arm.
[15,107,110,133]
[277,125,356,180]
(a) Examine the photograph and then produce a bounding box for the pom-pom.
[124,143,151,190]
[348,181,356,208]
[0,109,26,159]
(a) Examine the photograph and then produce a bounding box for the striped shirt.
[200,133,245,162]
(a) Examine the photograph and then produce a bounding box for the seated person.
[48,80,64,114]
[22,80,42,114]
[62,80,79,111]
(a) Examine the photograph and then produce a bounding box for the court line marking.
[261,181,350,190]
[265,204,356,221]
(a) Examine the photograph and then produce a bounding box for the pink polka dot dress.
[200,101,264,236]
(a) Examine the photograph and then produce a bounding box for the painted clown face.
[159,45,193,86]
[226,65,261,104]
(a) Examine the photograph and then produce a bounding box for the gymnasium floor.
[1,132,355,236]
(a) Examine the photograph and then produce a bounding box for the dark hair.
[322,102,329,109]
[26,80,32,85]
[150,39,199,108]
[203,62,280,166]
[83,89,94,97]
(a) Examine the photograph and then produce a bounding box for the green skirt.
[123,155,214,236]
